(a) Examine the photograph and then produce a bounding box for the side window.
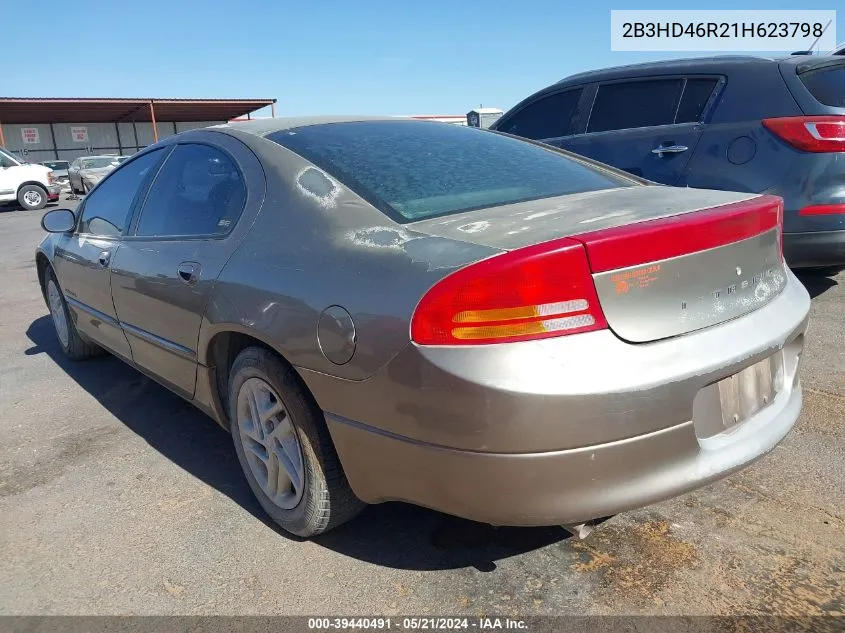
[135,144,246,237]
[497,89,583,140]
[78,149,165,237]
[587,79,683,133]
[0,154,15,169]
[675,78,719,123]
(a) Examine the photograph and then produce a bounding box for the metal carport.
[0,97,276,161]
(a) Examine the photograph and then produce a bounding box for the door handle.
[177,262,201,286]
[97,250,110,267]
[651,144,689,156]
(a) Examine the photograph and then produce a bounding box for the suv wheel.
[18,184,47,211]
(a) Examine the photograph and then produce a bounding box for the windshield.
[42,161,69,170]
[0,147,23,166]
[80,157,118,169]
[269,121,629,222]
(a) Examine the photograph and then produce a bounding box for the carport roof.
[0,97,277,124]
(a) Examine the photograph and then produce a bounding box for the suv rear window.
[268,121,629,223]
[800,64,845,107]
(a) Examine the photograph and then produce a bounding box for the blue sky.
[6,0,841,117]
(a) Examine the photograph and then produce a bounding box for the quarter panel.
[199,131,500,380]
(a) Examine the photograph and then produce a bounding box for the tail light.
[762,115,845,152]
[47,171,56,185]
[799,203,845,216]
[573,195,784,270]
[411,195,784,347]
[411,239,608,345]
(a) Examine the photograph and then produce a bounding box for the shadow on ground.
[25,315,569,572]
[795,270,839,299]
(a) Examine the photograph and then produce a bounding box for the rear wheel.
[228,347,364,537]
[17,184,47,211]
[44,269,102,360]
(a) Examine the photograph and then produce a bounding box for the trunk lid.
[413,186,786,343]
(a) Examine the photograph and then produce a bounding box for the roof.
[557,55,777,85]
[215,115,403,137]
[0,97,276,124]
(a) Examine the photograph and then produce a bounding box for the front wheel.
[228,347,365,537]
[18,184,47,211]
[44,269,102,360]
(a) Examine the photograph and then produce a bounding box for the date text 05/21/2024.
[307,618,528,630]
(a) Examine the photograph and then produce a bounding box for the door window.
[496,89,584,140]
[135,144,246,237]
[675,78,719,123]
[587,79,683,133]
[78,148,165,237]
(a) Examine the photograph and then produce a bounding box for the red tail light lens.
[572,195,784,271]
[799,203,845,216]
[411,238,608,346]
[762,116,845,152]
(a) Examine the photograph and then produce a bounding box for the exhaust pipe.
[562,522,595,540]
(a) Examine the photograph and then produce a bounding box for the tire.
[228,347,364,537]
[17,184,48,211]
[44,268,102,360]
[81,180,89,194]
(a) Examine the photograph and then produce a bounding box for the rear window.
[268,121,628,222]
[675,78,719,123]
[800,65,845,107]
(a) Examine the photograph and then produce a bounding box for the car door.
[108,135,264,398]
[50,148,168,361]
[564,77,719,185]
[0,150,19,199]
[67,159,81,190]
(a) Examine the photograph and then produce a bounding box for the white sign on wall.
[21,127,40,144]
[71,126,89,142]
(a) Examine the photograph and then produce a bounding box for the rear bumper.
[308,271,811,526]
[47,184,61,201]
[783,230,845,268]
[327,366,802,526]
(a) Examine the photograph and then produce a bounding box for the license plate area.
[692,353,783,440]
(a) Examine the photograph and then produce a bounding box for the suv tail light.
[411,239,608,345]
[762,115,845,152]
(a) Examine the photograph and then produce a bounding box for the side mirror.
[41,208,76,233]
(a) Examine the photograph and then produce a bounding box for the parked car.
[40,160,71,190]
[36,118,810,537]
[67,155,121,194]
[0,147,62,210]
[492,55,845,272]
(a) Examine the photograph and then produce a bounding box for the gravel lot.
[0,198,843,616]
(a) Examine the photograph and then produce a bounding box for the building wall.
[1,121,224,162]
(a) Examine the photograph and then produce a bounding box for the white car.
[0,147,62,210]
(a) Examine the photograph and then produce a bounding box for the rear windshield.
[42,161,69,170]
[81,157,117,169]
[799,64,845,107]
[268,120,629,222]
